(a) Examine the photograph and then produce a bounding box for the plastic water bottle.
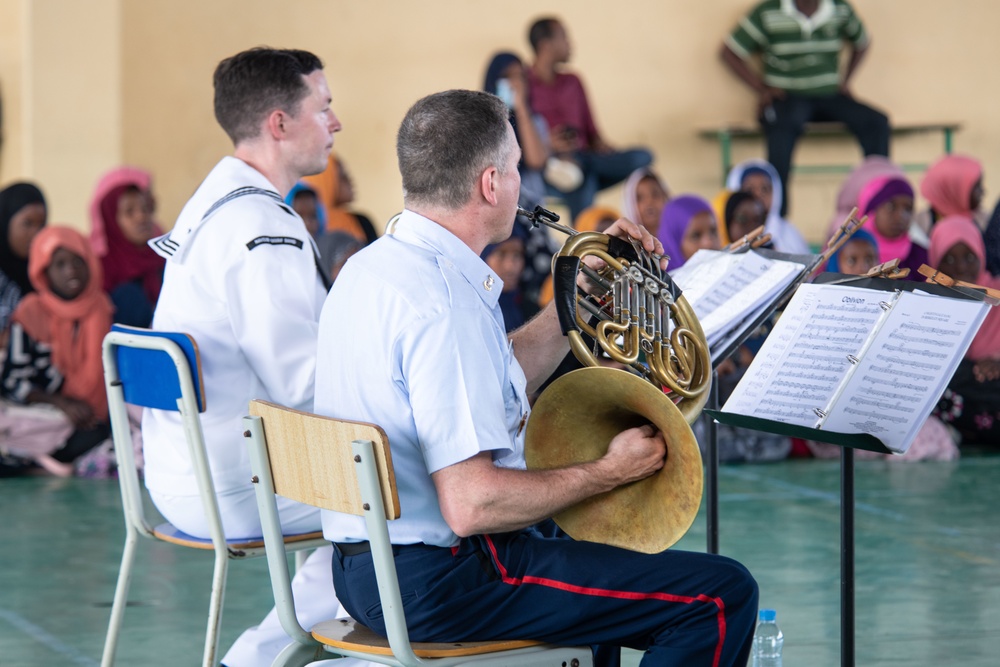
[752,609,783,667]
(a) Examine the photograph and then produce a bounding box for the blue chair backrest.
[110,324,206,412]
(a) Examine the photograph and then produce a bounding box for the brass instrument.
[517,205,710,553]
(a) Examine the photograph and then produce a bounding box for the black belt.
[335,541,434,557]
[335,541,372,556]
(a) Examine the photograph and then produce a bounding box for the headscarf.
[657,195,715,271]
[0,182,47,294]
[11,227,114,420]
[621,168,669,231]
[826,156,905,240]
[826,228,878,274]
[920,155,983,218]
[725,158,809,254]
[89,167,165,303]
[928,215,1000,361]
[574,205,620,233]
[286,181,326,237]
[711,190,734,245]
[302,153,369,242]
[858,175,916,265]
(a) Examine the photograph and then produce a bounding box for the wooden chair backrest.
[249,400,400,520]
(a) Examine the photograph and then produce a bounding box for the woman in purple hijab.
[657,194,720,271]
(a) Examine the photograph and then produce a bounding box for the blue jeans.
[549,148,654,223]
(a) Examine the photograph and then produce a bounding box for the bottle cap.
[759,609,776,622]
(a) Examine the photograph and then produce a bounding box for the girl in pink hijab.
[929,215,1000,446]
[915,155,987,242]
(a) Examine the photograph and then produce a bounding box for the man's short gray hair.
[396,90,515,210]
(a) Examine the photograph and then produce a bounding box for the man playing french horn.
[314,89,758,667]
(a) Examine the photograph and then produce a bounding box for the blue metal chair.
[100,325,328,667]
[244,399,592,667]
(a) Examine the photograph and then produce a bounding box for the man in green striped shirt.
[720,0,890,216]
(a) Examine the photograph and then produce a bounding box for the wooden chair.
[100,325,328,667]
[244,399,593,667]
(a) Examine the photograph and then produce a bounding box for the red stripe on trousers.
[483,535,726,667]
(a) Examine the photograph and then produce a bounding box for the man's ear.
[480,166,499,206]
[265,109,287,140]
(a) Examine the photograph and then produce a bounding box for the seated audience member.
[622,168,670,236]
[928,216,1000,447]
[89,167,165,327]
[825,156,904,240]
[483,51,560,305]
[726,159,810,254]
[303,153,378,244]
[286,182,324,239]
[0,183,47,334]
[658,195,721,271]
[527,17,653,222]
[858,175,927,278]
[914,154,987,247]
[826,228,878,275]
[719,0,890,216]
[0,227,114,476]
[317,231,364,283]
[722,190,769,246]
[481,222,538,333]
[807,226,958,460]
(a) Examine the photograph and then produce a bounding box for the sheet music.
[722,284,887,426]
[671,250,805,344]
[820,291,989,452]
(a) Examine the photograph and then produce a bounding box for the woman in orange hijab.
[0,227,114,475]
[301,153,378,243]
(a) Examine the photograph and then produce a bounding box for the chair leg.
[272,640,327,667]
[201,550,229,667]
[294,548,309,572]
[100,529,140,667]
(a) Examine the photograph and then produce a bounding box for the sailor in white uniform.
[142,47,368,667]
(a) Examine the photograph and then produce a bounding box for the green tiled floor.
[2,456,998,666]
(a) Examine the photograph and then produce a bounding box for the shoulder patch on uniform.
[246,235,305,251]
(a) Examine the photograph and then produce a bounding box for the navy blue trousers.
[332,527,758,667]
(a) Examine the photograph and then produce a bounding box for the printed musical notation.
[722,284,884,427]
[670,249,804,345]
[822,291,988,452]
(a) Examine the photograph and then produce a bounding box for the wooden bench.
[698,121,961,185]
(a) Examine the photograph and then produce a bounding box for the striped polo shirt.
[726,0,869,96]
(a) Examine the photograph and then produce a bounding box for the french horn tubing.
[518,205,710,553]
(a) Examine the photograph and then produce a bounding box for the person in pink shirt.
[526,17,653,223]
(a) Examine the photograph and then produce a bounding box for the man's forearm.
[719,44,766,93]
[510,302,569,394]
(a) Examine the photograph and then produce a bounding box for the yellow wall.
[3,0,999,243]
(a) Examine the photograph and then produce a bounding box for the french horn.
[518,206,711,553]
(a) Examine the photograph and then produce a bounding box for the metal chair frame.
[100,326,326,667]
